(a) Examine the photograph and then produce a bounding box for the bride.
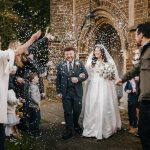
[81,44,121,140]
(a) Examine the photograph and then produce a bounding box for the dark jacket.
[14,37,48,98]
[122,42,150,101]
[28,37,48,55]
[56,60,88,98]
[124,80,138,103]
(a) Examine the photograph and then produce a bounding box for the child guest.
[5,89,20,138]
[124,77,138,135]
[28,73,41,138]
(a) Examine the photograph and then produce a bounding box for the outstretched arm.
[28,28,54,54]
[14,30,41,56]
[116,65,140,86]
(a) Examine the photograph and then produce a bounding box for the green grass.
[5,132,32,150]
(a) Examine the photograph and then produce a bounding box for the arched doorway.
[95,23,123,76]
[77,2,128,75]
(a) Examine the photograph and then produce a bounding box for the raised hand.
[45,33,55,41]
[45,27,55,41]
[31,30,41,41]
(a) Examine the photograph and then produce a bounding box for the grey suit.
[56,59,88,130]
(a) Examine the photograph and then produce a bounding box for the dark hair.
[91,46,108,67]
[63,46,76,52]
[29,72,38,82]
[137,22,150,38]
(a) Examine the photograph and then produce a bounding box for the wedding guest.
[14,32,54,131]
[124,77,138,135]
[116,22,150,150]
[5,89,20,139]
[0,31,41,150]
[28,73,41,138]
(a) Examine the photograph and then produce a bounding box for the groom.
[56,46,88,139]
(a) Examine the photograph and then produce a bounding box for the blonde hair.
[15,54,24,68]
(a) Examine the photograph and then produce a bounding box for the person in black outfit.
[124,78,138,135]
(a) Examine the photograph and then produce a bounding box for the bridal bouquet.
[98,62,116,80]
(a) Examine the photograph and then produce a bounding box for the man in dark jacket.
[56,47,88,139]
[116,22,150,150]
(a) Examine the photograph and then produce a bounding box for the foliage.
[0,1,19,49]
[0,0,50,49]
[12,0,50,42]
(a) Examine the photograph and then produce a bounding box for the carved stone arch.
[77,1,128,73]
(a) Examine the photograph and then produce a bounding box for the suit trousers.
[29,107,41,136]
[0,123,5,150]
[128,101,138,128]
[62,87,82,131]
[138,100,150,150]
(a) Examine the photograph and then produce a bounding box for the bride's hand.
[115,79,123,86]
[79,73,85,79]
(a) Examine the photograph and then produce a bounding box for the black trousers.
[0,123,5,150]
[29,107,41,136]
[63,88,82,131]
[138,101,150,150]
[128,101,138,128]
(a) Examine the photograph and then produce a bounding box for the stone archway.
[77,0,128,75]
[94,22,123,76]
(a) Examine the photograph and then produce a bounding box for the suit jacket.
[56,59,88,98]
[122,42,150,101]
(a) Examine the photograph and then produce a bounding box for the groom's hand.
[71,77,78,83]
[115,78,123,86]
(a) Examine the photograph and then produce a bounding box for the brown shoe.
[135,139,141,143]
[128,127,138,135]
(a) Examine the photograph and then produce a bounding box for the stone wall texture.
[50,0,150,72]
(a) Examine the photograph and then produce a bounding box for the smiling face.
[64,50,75,62]
[94,47,102,59]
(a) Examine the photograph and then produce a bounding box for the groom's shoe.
[62,130,74,140]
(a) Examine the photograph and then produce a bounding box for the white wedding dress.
[81,60,121,140]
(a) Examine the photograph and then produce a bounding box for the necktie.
[69,62,73,76]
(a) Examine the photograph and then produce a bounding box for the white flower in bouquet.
[99,62,116,80]
[99,65,104,76]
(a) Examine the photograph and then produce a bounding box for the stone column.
[128,0,135,29]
